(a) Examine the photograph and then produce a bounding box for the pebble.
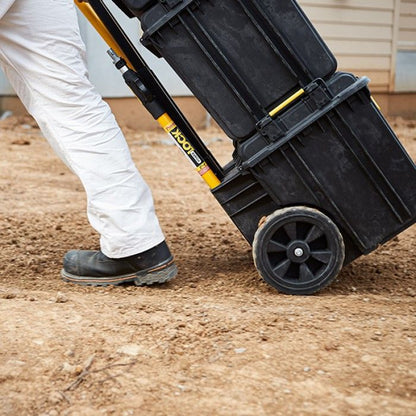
[61,362,82,375]
[117,344,143,356]
[2,292,17,299]
[0,110,13,120]
[234,348,246,354]
[55,292,69,303]
[303,367,311,372]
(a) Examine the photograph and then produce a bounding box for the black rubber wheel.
[253,206,345,295]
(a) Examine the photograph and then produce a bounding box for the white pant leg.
[0,0,165,257]
[0,0,14,20]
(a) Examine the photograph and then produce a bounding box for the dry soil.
[0,115,415,416]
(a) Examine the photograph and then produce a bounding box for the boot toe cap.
[63,250,81,275]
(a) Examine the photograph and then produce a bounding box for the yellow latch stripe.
[269,88,305,118]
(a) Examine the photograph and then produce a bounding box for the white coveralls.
[0,0,165,258]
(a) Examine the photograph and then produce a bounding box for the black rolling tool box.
[82,0,416,294]
[213,72,416,294]
[135,0,337,141]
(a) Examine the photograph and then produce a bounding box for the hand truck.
[75,0,416,295]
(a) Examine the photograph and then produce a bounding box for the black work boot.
[61,241,177,286]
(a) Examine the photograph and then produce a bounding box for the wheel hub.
[294,248,304,257]
[287,241,310,263]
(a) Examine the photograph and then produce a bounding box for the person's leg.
[0,0,15,20]
[0,0,176,285]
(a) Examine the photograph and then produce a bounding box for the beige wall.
[299,0,398,92]
[399,0,416,50]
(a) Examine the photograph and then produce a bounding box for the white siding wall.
[0,72,13,95]
[396,0,416,90]
[399,0,416,49]
[298,0,397,92]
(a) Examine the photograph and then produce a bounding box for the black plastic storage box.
[212,72,416,292]
[132,0,337,141]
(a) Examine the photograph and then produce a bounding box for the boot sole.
[61,259,177,287]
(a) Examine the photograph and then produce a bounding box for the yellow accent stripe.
[201,169,221,189]
[269,88,305,118]
[157,113,176,133]
[197,162,220,187]
[74,0,133,67]
[157,114,221,189]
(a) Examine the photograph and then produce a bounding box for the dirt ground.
[0,113,415,416]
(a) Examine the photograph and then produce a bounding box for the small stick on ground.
[63,357,136,392]
[64,355,95,392]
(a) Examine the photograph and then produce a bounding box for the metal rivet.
[294,248,304,257]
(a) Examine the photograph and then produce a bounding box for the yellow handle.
[269,88,305,118]
[158,114,221,189]
[74,0,133,67]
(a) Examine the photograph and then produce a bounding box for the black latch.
[256,116,285,142]
[304,79,331,109]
